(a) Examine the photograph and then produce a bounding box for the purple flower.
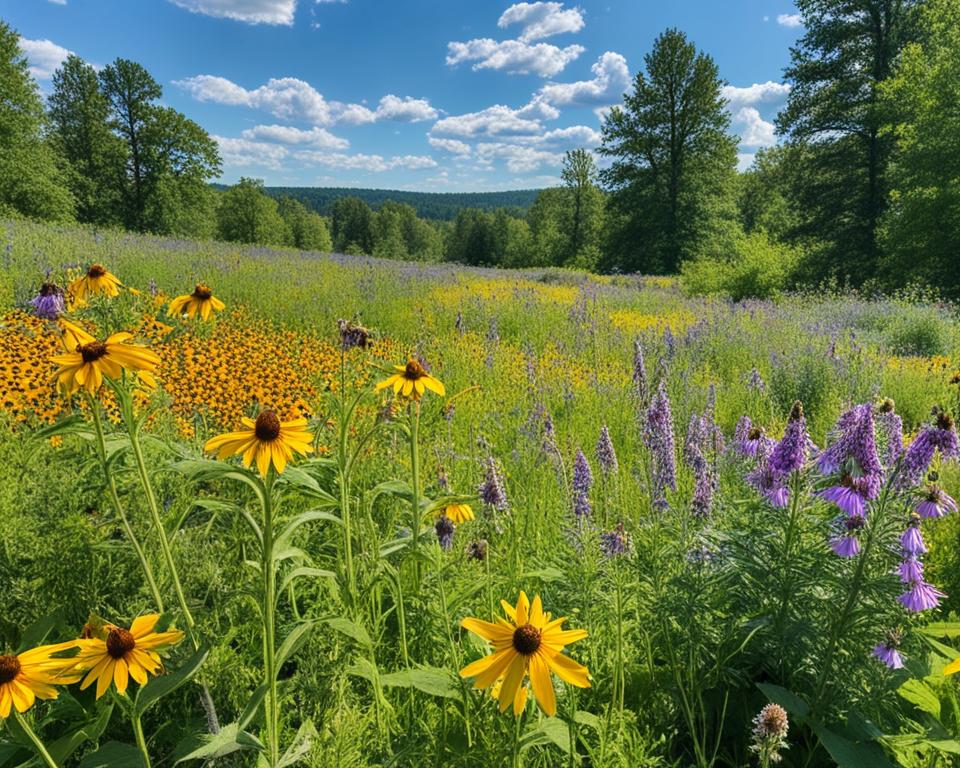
[901,516,927,555]
[435,515,455,550]
[899,556,924,583]
[644,380,677,508]
[877,400,903,469]
[746,367,766,392]
[632,337,648,404]
[747,463,789,508]
[29,283,65,319]
[768,401,808,476]
[573,448,593,494]
[596,426,618,475]
[478,456,509,511]
[820,477,867,517]
[899,410,960,489]
[600,522,631,558]
[831,514,865,557]
[873,630,905,669]
[817,404,884,506]
[899,580,946,612]
[916,486,957,518]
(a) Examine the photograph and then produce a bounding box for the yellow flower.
[205,410,314,476]
[459,591,589,716]
[74,615,183,699]
[168,284,226,321]
[51,320,160,395]
[376,359,445,400]
[68,264,122,305]
[443,503,474,524]
[0,642,81,718]
[945,657,960,676]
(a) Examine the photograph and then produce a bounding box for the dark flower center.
[106,628,136,659]
[748,427,762,440]
[844,514,866,532]
[512,623,542,655]
[404,359,427,380]
[192,284,212,300]
[879,398,896,413]
[79,341,108,363]
[936,411,954,431]
[39,282,61,297]
[0,654,21,684]
[927,487,942,502]
[789,401,804,421]
[255,411,281,441]
[87,264,107,278]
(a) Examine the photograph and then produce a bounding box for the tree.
[217,178,289,246]
[527,189,568,267]
[738,146,800,241]
[331,197,374,254]
[559,149,604,267]
[879,0,960,295]
[48,54,125,225]
[0,22,74,221]
[777,0,920,282]
[599,28,739,273]
[278,197,332,251]
[446,209,496,266]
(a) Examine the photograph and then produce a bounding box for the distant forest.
[258,187,541,221]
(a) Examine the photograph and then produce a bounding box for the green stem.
[13,711,58,768]
[338,354,358,612]
[512,712,523,768]
[88,398,165,613]
[262,471,281,766]
[410,402,422,554]
[132,715,152,768]
[773,472,803,671]
[126,415,196,638]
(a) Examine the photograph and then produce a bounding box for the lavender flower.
[746,367,766,392]
[899,579,946,612]
[691,469,714,518]
[632,337,648,403]
[899,556,924,583]
[645,380,677,509]
[596,425,619,475]
[29,283,65,319]
[821,477,867,517]
[831,514,865,558]
[873,630,905,670]
[662,326,676,359]
[747,462,789,508]
[435,515,455,550]
[600,522,631,558]
[876,399,903,469]
[818,404,884,512]
[916,485,957,518]
[768,401,808,477]
[478,456,509,511]
[899,409,960,489]
[572,448,593,518]
[900,515,927,555]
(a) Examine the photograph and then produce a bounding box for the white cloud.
[498,2,585,42]
[732,107,776,147]
[738,153,756,171]
[48,0,67,5]
[295,151,437,172]
[431,104,545,140]
[475,142,564,173]
[428,137,472,155]
[777,13,802,27]
[722,81,791,109]
[374,94,438,123]
[446,38,584,77]
[534,50,630,108]
[169,0,297,25]
[241,124,349,149]
[18,37,72,80]
[174,75,438,126]
[214,136,291,170]
[531,125,601,149]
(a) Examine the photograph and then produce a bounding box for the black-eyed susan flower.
[442,503,474,523]
[0,642,81,718]
[205,410,314,476]
[168,284,225,321]
[459,591,589,716]
[51,320,161,395]
[74,615,183,699]
[68,264,122,305]
[376,359,445,399]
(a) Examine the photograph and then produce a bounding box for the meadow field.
[2,217,960,767]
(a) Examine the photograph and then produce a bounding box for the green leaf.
[277,468,337,504]
[379,667,459,699]
[17,612,61,651]
[521,717,570,754]
[573,711,600,730]
[521,567,565,583]
[174,723,265,764]
[134,645,209,716]
[811,722,894,768]
[276,622,316,669]
[272,546,309,566]
[921,622,960,639]
[371,479,413,504]
[280,566,336,594]
[239,684,269,730]
[898,678,942,718]
[78,741,145,768]
[46,702,115,763]
[35,415,92,440]
[346,657,379,687]
[277,720,318,767]
[275,510,342,553]
[320,617,372,649]
[756,683,810,719]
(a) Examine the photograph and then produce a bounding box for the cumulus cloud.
[174,75,438,126]
[731,107,776,147]
[214,136,291,170]
[431,104,547,140]
[295,151,437,172]
[534,50,630,108]
[241,124,349,149]
[777,13,802,27]
[474,142,564,173]
[446,39,584,78]
[428,137,472,155]
[169,0,297,24]
[18,37,72,80]
[498,2,585,42]
[722,81,790,109]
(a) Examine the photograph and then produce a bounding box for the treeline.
[4,0,960,297]
[262,187,539,221]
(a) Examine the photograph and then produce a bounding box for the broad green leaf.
[276,622,316,669]
[574,711,601,730]
[275,510,342,553]
[321,617,372,649]
[174,723,264,764]
[811,722,894,768]
[898,678,942,718]
[78,741,145,768]
[921,622,960,639]
[47,702,115,763]
[277,720,318,767]
[371,479,413,504]
[379,667,459,699]
[239,684,269,730]
[134,645,209,716]
[756,683,810,719]
[346,658,379,686]
[280,566,336,594]
[522,717,570,754]
[522,567,565,583]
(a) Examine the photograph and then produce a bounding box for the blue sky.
[3,0,802,191]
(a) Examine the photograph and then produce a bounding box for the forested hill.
[260,187,543,221]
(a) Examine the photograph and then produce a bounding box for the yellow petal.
[529,653,556,716]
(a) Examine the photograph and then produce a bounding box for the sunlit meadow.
[2,218,960,767]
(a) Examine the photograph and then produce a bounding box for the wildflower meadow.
[2,219,960,767]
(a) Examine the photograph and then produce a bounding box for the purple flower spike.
[916,486,957,519]
[645,380,677,508]
[596,426,619,475]
[899,410,960,489]
[768,401,808,476]
[899,580,946,612]
[899,556,924,583]
[29,283,65,319]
